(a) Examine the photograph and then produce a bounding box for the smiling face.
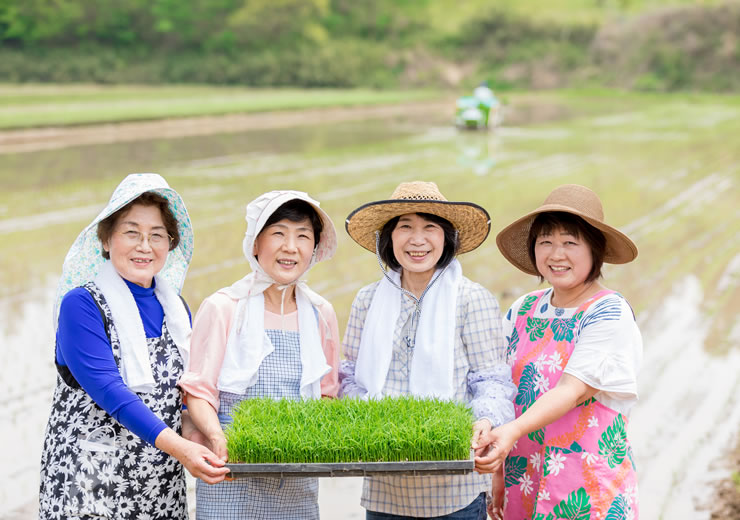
[253,217,315,285]
[534,227,594,297]
[103,204,169,288]
[391,213,445,279]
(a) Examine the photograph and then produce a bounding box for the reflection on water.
[0,97,738,518]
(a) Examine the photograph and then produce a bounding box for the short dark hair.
[97,192,180,259]
[377,212,459,272]
[261,199,323,247]
[527,211,606,283]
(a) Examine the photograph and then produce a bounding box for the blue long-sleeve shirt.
[56,278,188,446]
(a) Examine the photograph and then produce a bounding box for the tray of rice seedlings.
[224,396,476,478]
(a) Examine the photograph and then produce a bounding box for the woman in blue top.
[39,174,228,520]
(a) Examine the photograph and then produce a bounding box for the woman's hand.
[206,431,228,462]
[471,418,492,455]
[183,396,229,462]
[474,422,520,474]
[155,428,230,484]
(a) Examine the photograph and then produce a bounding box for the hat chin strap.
[373,230,454,349]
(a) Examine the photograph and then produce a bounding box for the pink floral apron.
[504,289,638,520]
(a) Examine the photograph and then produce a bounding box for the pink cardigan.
[178,291,340,412]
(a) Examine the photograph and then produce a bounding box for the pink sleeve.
[318,301,341,398]
[178,292,236,412]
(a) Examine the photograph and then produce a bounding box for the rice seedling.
[225,396,474,464]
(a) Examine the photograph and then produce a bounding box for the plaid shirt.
[339,276,516,517]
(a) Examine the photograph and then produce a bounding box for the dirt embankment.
[0,99,453,155]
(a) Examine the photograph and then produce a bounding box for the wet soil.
[710,444,740,520]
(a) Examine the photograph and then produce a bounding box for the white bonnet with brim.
[53,173,194,327]
[216,190,337,398]
[242,190,337,276]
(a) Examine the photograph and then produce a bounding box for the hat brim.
[496,204,638,276]
[346,199,491,254]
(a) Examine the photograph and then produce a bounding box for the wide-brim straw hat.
[496,184,638,276]
[346,181,490,254]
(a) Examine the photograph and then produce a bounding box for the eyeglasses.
[117,230,173,248]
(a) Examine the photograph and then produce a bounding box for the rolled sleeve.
[178,292,235,412]
[468,365,516,426]
[460,282,515,425]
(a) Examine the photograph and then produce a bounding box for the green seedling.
[225,396,474,464]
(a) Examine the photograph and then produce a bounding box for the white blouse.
[503,289,643,417]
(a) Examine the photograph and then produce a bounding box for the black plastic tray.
[225,457,474,478]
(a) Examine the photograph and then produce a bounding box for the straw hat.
[496,184,638,276]
[345,181,490,254]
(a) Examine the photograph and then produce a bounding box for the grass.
[426,0,727,29]
[225,397,474,464]
[0,85,444,130]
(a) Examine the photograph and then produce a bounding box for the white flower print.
[141,445,160,464]
[155,361,176,386]
[143,474,161,497]
[118,497,133,517]
[98,461,118,486]
[114,479,131,498]
[588,416,599,428]
[529,452,541,471]
[546,451,566,476]
[626,506,635,520]
[547,351,564,373]
[74,472,93,492]
[581,451,598,465]
[625,485,638,505]
[534,374,551,394]
[538,488,550,502]
[534,354,547,372]
[519,473,534,496]
[79,453,97,474]
[97,495,115,517]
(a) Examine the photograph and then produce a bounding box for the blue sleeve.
[56,288,167,446]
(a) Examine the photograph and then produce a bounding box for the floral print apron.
[39,282,187,519]
[505,290,638,520]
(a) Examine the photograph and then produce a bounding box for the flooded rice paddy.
[0,93,738,519]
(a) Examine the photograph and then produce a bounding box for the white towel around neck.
[94,261,191,393]
[216,272,331,399]
[355,258,462,399]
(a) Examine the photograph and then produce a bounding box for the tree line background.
[0,0,738,91]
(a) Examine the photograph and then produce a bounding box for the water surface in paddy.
[1,96,738,519]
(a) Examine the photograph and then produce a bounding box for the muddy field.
[0,94,738,519]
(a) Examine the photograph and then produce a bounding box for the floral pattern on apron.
[504,290,639,520]
[39,282,187,520]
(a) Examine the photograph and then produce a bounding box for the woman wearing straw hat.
[342,181,516,520]
[179,190,340,519]
[474,184,642,519]
[39,174,229,520]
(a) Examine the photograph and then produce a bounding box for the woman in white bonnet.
[341,181,516,520]
[180,190,340,519]
[39,174,228,520]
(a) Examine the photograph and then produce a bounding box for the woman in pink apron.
[474,184,642,520]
